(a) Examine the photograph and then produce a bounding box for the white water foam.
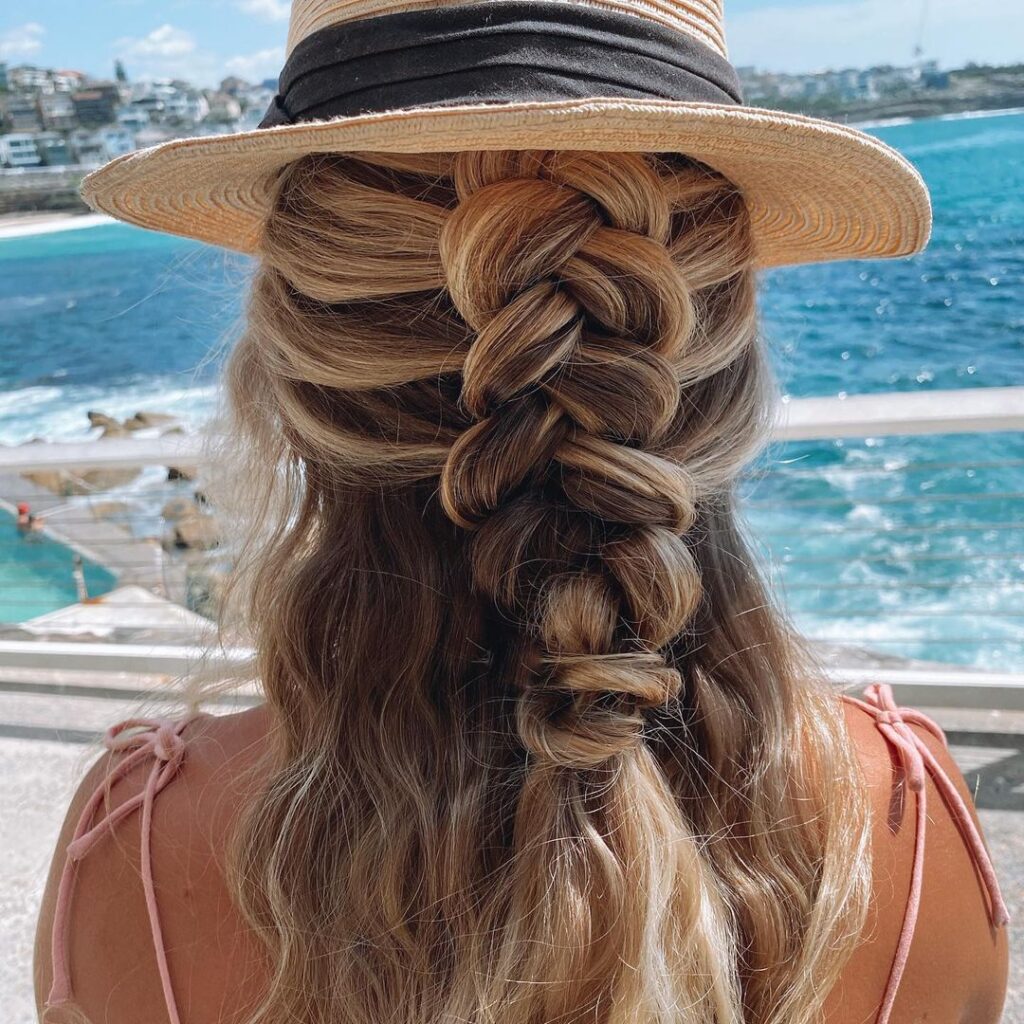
[0,380,217,445]
[936,106,1024,123]
[0,213,114,241]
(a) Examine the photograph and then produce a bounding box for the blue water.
[0,112,1021,665]
[0,510,116,620]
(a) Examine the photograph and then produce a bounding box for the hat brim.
[81,96,931,266]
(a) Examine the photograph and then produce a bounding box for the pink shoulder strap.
[844,683,1009,1024]
[46,691,1010,1024]
[47,715,198,1024]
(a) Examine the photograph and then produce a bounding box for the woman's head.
[220,149,870,1024]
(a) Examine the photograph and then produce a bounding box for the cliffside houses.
[0,60,276,176]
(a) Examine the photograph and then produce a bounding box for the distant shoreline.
[0,105,1020,242]
[849,104,1024,130]
[0,211,114,240]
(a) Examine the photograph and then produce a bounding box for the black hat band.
[260,1,744,129]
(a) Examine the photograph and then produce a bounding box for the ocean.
[0,111,1021,669]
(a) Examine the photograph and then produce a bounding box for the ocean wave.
[0,380,217,445]
[0,214,114,241]
[854,116,914,130]
[935,106,1024,123]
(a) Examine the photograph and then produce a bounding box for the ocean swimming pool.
[0,510,116,621]
[0,112,1020,668]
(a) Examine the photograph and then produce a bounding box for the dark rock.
[124,411,179,431]
[87,411,120,429]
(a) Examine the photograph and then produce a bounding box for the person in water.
[35,1,1008,1023]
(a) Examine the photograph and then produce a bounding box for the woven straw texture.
[81,0,932,266]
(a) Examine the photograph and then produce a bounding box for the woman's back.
[36,688,1007,1024]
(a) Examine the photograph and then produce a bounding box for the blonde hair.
[217,149,871,1024]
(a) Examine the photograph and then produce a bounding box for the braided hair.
[220,148,870,1024]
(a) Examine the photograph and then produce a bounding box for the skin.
[34,699,1008,1024]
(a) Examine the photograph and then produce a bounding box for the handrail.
[0,638,1019,710]
[0,639,250,676]
[772,386,1024,441]
[0,387,1022,472]
[0,434,207,473]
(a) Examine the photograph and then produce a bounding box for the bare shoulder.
[824,696,1009,1024]
[34,704,273,1024]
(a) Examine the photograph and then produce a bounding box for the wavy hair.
[215,149,871,1024]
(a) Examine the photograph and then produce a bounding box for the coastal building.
[734,60,949,112]
[921,64,951,90]
[163,88,209,124]
[38,91,77,132]
[220,76,249,97]
[96,126,135,159]
[871,64,923,94]
[52,70,87,93]
[1,94,43,132]
[127,80,209,127]
[205,91,242,124]
[33,132,73,166]
[68,129,103,165]
[186,92,210,123]
[129,94,164,121]
[69,126,136,165]
[8,65,52,93]
[71,84,121,128]
[117,107,151,132]
[857,70,881,101]
[236,86,276,129]
[0,133,42,168]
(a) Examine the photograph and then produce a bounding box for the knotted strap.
[47,715,197,1024]
[844,684,1009,1024]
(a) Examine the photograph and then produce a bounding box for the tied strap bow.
[47,715,197,1024]
[845,684,1009,1024]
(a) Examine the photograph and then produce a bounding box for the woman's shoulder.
[34,704,273,1024]
[61,702,274,857]
[828,689,1009,1024]
[35,693,1009,1024]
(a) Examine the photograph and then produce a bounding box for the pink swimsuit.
[46,683,1009,1024]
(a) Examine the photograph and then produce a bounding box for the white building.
[68,128,104,165]
[8,65,52,92]
[185,92,209,123]
[34,131,72,166]
[39,91,77,131]
[126,80,209,126]
[205,91,242,123]
[236,86,275,129]
[117,107,150,131]
[94,126,135,160]
[0,133,42,168]
[68,126,135,165]
[52,70,87,93]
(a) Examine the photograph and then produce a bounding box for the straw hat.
[83,0,931,266]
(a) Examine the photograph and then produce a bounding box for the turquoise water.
[0,112,1021,664]
[0,510,116,620]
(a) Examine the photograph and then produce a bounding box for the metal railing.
[1,385,1022,710]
